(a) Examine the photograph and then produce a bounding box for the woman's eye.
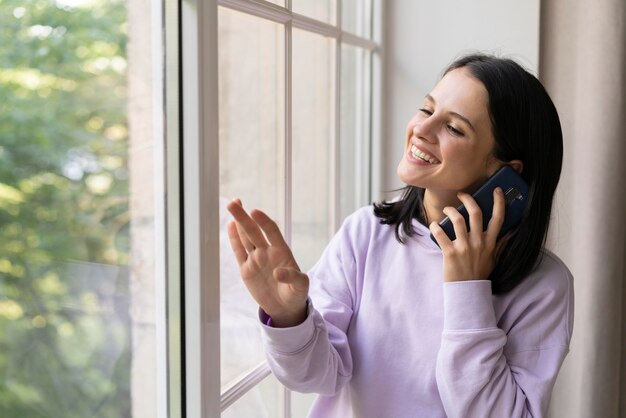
[447,125,464,136]
[419,108,433,116]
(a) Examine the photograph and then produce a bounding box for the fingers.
[227,221,248,264]
[486,187,505,248]
[442,206,468,243]
[226,199,269,249]
[274,267,309,293]
[429,221,452,251]
[235,221,255,252]
[457,192,483,243]
[250,209,288,248]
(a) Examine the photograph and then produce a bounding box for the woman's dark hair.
[374,53,563,294]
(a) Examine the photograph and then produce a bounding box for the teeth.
[411,145,440,164]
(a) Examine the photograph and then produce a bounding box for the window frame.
[177,0,383,416]
[179,1,221,417]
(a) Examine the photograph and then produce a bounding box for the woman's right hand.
[226,199,309,328]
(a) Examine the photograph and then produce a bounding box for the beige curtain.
[540,1,626,417]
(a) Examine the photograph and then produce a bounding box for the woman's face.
[397,67,502,194]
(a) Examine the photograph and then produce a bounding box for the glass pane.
[292,29,334,271]
[340,45,372,220]
[218,7,285,387]
[222,373,282,418]
[292,0,337,25]
[342,0,372,38]
[292,391,316,417]
[0,0,161,417]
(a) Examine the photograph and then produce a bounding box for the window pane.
[292,391,316,417]
[218,7,285,387]
[0,1,161,417]
[341,0,372,38]
[340,45,372,220]
[292,29,334,271]
[222,374,282,418]
[292,0,336,25]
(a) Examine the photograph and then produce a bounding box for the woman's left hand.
[429,187,505,282]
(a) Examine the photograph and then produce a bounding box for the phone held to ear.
[430,165,529,247]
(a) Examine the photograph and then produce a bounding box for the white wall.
[381,0,540,194]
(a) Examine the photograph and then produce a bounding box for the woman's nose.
[412,120,437,143]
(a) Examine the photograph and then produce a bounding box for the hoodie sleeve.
[257,211,367,396]
[259,295,353,396]
[436,255,574,418]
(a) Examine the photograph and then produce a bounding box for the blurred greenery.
[0,0,131,417]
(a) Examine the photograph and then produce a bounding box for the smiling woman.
[379,54,564,294]
[226,52,573,418]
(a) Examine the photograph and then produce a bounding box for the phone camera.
[504,187,523,204]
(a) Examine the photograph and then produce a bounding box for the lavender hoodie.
[260,206,574,417]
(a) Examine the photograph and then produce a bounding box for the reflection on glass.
[292,0,337,25]
[218,6,285,388]
[340,45,371,220]
[292,29,334,272]
[341,0,372,38]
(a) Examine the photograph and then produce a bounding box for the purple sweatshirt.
[260,206,574,418]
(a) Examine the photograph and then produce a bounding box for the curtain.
[539,1,626,417]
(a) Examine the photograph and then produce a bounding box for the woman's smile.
[407,143,441,165]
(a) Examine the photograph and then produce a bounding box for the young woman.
[226,53,573,418]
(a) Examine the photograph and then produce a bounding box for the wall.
[381,0,540,195]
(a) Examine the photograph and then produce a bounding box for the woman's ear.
[508,160,524,174]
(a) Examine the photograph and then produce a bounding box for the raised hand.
[428,188,505,282]
[226,199,309,327]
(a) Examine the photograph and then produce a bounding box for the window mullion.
[291,12,340,38]
[332,37,341,234]
[370,0,384,203]
[284,18,293,252]
[340,31,378,52]
[280,13,294,418]
[220,362,272,412]
[361,48,373,207]
[355,46,365,209]
[334,0,342,234]
[218,0,291,24]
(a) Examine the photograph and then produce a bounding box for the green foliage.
[0,0,131,416]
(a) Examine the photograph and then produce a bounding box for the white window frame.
[178,0,383,416]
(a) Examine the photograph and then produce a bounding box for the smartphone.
[429,165,528,247]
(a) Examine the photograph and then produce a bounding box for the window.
[0,0,380,416]
[0,0,166,417]
[179,0,382,416]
